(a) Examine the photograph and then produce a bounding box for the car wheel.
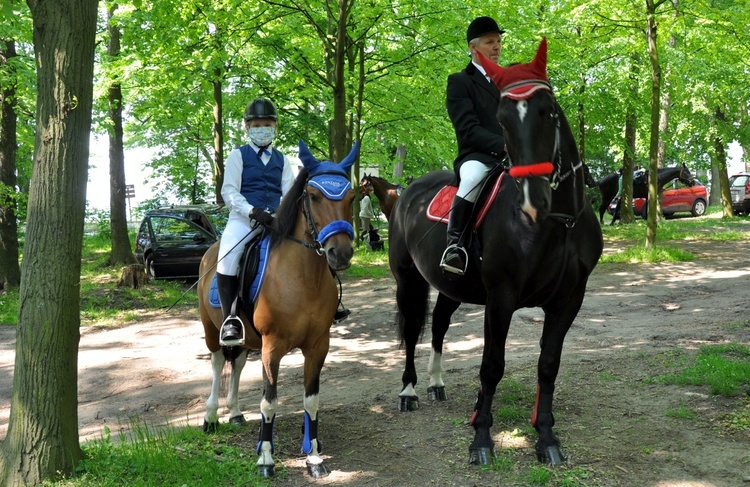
[145,255,157,281]
[691,199,707,217]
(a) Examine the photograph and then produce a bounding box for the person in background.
[359,184,375,237]
[442,16,507,275]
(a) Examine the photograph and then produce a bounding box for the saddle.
[426,169,508,228]
[208,230,270,311]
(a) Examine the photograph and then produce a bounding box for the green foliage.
[45,422,269,487]
[0,287,18,326]
[599,243,694,263]
[655,343,750,396]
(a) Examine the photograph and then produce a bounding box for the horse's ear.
[476,50,505,86]
[299,139,321,174]
[532,37,548,79]
[339,141,360,173]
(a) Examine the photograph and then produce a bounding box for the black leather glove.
[250,207,274,227]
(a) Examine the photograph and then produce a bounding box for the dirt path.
[1,239,749,486]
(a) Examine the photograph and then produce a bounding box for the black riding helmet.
[244,98,277,121]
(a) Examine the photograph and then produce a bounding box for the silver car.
[729,172,750,215]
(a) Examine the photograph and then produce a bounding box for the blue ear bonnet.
[298,139,359,200]
[308,172,352,201]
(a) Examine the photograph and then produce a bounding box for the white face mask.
[248,126,276,147]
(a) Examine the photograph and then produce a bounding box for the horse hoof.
[398,395,419,412]
[307,462,330,478]
[469,447,494,465]
[229,414,246,425]
[202,420,218,433]
[427,386,447,401]
[256,464,275,478]
[536,444,568,466]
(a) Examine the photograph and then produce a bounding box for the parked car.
[729,172,750,215]
[608,179,708,219]
[134,205,225,280]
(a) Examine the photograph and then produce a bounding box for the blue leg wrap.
[256,413,275,454]
[301,411,320,455]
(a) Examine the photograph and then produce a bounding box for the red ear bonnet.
[477,37,550,100]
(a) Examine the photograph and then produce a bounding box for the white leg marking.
[226,350,247,419]
[427,350,445,388]
[399,383,417,397]
[303,394,323,464]
[517,99,528,123]
[257,397,277,467]
[204,350,224,425]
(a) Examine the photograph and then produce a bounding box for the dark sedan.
[134,205,223,280]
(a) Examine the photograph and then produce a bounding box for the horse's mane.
[269,168,310,249]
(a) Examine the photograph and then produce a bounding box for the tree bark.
[645,0,666,248]
[0,39,21,290]
[213,73,224,205]
[0,0,98,484]
[107,4,136,266]
[713,107,733,218]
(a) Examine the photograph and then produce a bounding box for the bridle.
[289,171,354,256]
[500,80,585,227]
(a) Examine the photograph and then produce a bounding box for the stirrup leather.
[219,315,246,347]
[439,244,468,275]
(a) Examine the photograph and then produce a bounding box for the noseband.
[295,171,354,256]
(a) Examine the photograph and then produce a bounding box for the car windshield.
[150,216,210,242]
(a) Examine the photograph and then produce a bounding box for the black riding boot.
[440,196,473,275]
[217,272,245,346]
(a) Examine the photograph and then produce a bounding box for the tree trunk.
[330,0,350,161]
[0,39,21,290]
[713,107,733,218]
[0,0,98,484]
[107,4,136,266]
[621,56,639,225]
[645,1,664,248]
[212,73,224,205]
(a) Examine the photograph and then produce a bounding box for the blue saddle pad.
[208,235,272,308]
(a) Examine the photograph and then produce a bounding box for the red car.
[609,179,708,219]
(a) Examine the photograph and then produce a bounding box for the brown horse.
[198,140,358,478]
[360,173,403,221]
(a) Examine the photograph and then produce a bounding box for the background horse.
[360,173,403,221]
[388,39,603,466]
[595,164,694,223]
[197,140,358,478]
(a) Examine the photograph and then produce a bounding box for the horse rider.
[442,16,507,275]
[216,97,296,346]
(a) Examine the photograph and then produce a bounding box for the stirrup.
[439,244,468,275]
[219,315,246,347]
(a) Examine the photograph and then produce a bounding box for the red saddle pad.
[426,172,506,229]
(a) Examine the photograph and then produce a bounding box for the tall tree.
[0,38,21,289]
[106,3,136,265]
[0,0,98,484]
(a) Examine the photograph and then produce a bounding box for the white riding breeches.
[217,213,263,276]
[457,160,491,203]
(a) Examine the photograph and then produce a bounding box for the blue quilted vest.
[239,145,284,211]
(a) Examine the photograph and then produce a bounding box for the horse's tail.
[395,275,431,348]
[219,346,244,396]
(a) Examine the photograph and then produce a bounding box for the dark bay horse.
[197,140,358,478]
[596,164,694,223]
[360,173,403,221]
[388,38,603,466]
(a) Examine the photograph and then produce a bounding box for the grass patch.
[665,406,699,420]
[0,287,18,326]
[599,243,694,263]
[721,398,750,431]
[44,422,270,487]
[654,343,750,396]
[344,246,391,279]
